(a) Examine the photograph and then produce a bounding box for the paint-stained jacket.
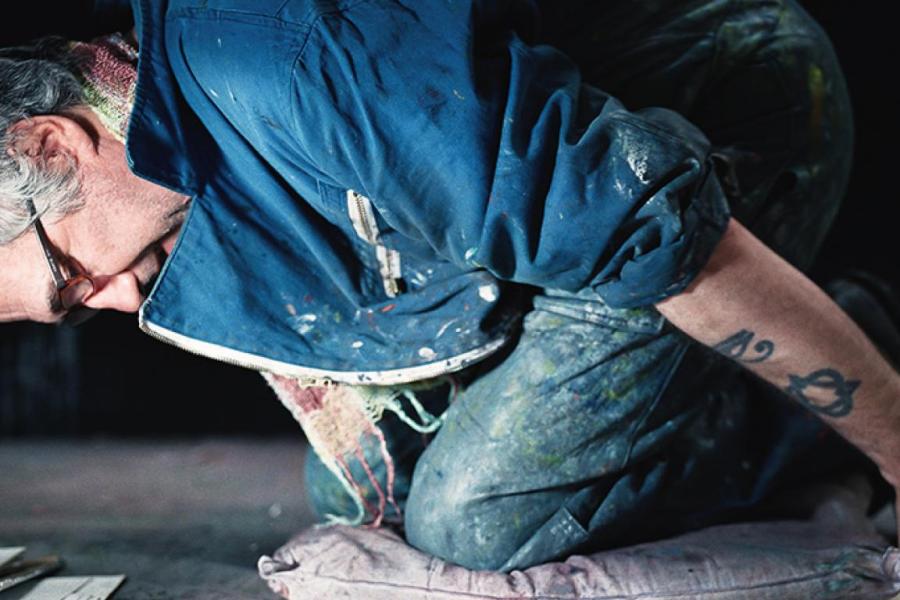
[126,0,732,383]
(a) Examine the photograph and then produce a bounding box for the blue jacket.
[129,0,731,383]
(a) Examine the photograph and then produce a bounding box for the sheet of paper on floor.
[18,576,125,600]
[0,547,25,566]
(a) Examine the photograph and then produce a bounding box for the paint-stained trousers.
[305,0,860,571]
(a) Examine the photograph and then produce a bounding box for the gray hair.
[0,38,85,245]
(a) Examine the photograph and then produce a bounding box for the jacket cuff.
[595,157,732,309]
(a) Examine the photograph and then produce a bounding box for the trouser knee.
[404,454,534,572]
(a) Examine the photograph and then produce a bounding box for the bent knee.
[404,460,541,571]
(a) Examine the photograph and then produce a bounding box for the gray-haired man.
[2,0,899,571]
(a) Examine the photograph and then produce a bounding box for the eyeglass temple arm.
[26,199,68,290]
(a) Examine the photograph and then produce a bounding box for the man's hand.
[657,217,900,542]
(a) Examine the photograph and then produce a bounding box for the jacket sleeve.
[289,0,731,308]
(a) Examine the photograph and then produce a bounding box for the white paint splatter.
[436,320,457,338]
[411,271,428,286]
[478,284,498,302]
[293,313,318,336]
[625,151,649,184]
[351,340,364,349]
[452,89,466,100]
[622,131,651,184]
[418,347,437,360]
[464,247,478,261]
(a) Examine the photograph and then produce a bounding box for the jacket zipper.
[350,190,378,245]
[139,313,276,373]
[347,190,402,298]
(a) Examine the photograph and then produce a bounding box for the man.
[2,0,899,572]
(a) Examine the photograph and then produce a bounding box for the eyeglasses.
[27,200,98,326]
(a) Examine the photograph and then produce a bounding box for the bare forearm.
[656,218,900,475]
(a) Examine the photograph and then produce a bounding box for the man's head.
[0,38,189,323]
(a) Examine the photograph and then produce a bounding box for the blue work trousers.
[305,0,859,571]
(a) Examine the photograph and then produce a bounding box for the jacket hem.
[139,312,507,385]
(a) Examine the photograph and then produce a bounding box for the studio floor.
[0,438,316,599]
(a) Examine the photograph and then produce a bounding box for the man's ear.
[7,114,94,170]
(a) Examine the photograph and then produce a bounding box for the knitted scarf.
[264,374,447,527]
[68,32,138,142]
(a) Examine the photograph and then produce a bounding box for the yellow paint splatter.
[808,65,825,148]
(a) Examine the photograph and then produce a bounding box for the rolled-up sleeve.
[290,0,731,308]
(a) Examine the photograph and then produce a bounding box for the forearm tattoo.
[712,330,859,418]
[785,368,860,418]
[713,329,774,363]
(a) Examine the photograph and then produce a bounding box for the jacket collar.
[126,0,209,197]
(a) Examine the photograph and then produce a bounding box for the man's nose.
[82,271,145,313]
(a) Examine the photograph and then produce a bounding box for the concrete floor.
[0,438,316,599]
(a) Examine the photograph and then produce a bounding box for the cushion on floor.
[259,480,900,599]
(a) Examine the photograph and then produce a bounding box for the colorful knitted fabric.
[68,33,138,142]
[264,373,447,527]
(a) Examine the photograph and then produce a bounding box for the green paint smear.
[808,64,826,145]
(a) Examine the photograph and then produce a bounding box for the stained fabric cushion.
[259,481,900,600]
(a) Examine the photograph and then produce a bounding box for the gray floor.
[0,439,317,599]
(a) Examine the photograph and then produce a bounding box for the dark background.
[1,2,896,436]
